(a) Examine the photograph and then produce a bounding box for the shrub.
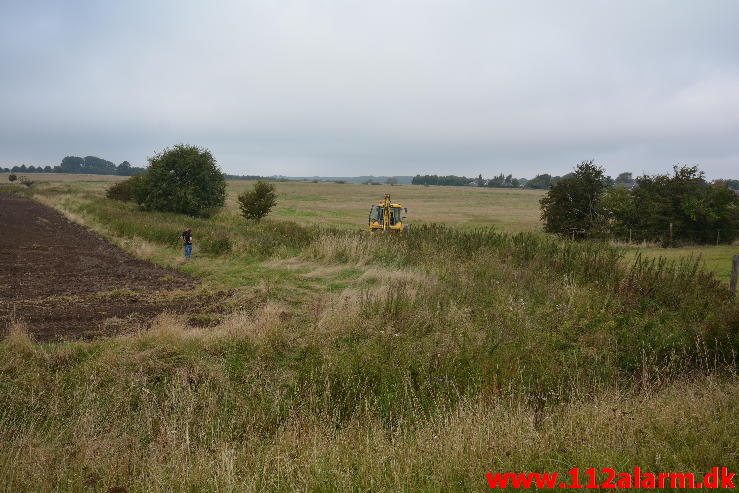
[7,174,16,182]
[18,176,33,187]
[106,175,148,202]
[201,235,232,255]
[141,144,225,216]
[238,181,277,222]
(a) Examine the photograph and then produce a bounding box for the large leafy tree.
[140,144,225,216]
[540,160,609,239]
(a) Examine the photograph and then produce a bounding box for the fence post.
[668,222,673,248]
[716,230,720,246]
[731,255,739,294]
[628,229,632,244]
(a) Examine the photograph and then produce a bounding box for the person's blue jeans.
[184,243,192,259]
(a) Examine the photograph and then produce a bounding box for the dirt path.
[1,193,199,340]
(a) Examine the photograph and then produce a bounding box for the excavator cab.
[368,194,408,232]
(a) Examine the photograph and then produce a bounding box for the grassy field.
[230,180,547,233]
[0,177,736,491]
[5,173,737,282]
[624,245,738,283]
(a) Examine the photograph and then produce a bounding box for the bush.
[201,235,232,255]
[106,175,148,202]
[18,176,33,187]
[238,181,277,222]
[140,144,225,216]
[7,174,17,182]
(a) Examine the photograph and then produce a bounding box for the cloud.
[1,0,738,178]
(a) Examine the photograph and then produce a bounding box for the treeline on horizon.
[2,156,147,176]
[412,172,739,190]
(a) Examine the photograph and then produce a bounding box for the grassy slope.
[0,179,737,492]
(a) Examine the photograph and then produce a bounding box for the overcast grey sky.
[1,0,738,178]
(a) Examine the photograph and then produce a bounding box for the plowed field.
[1,193,198,340]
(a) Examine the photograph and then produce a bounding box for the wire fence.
[568,226,738,248]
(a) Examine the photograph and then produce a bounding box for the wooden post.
[716,230,720,246]
[628,229,632,244]
[731,255,739,294]
[668,222,673,248]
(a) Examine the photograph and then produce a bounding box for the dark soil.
[0,193,200,341]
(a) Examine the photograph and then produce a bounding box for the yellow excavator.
[368,194,408,232]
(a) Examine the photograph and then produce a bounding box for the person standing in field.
[181,227,193,260]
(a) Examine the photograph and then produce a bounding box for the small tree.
[540,160,609,239]
[141,144,225,216]
[8,174,17,182]
[238,181,277,221]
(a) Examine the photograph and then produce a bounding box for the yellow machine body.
[368,194,408,232]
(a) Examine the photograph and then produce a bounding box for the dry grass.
[218,301,291,343]
[1,178,737,492]
[3,319,35,356]
[0,318,734,493]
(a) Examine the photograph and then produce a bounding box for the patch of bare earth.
[0,193,201,341]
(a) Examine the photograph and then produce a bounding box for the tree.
[615,172,634,186]
[601,185,636,239]
[385,177,398,185]
[117,161,132,175]
[83,156,117,174]
[140,144,226,216]
[526,173,553,189]
[60,156,84,173]
[238,181,278,221]
[488,173,505,187]
[540,160,609,239]
[8,174,17,182]
[626,165,739,244]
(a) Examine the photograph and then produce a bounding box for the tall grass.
[1,185,736,491]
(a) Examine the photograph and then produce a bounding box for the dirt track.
[1,193,199,340]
